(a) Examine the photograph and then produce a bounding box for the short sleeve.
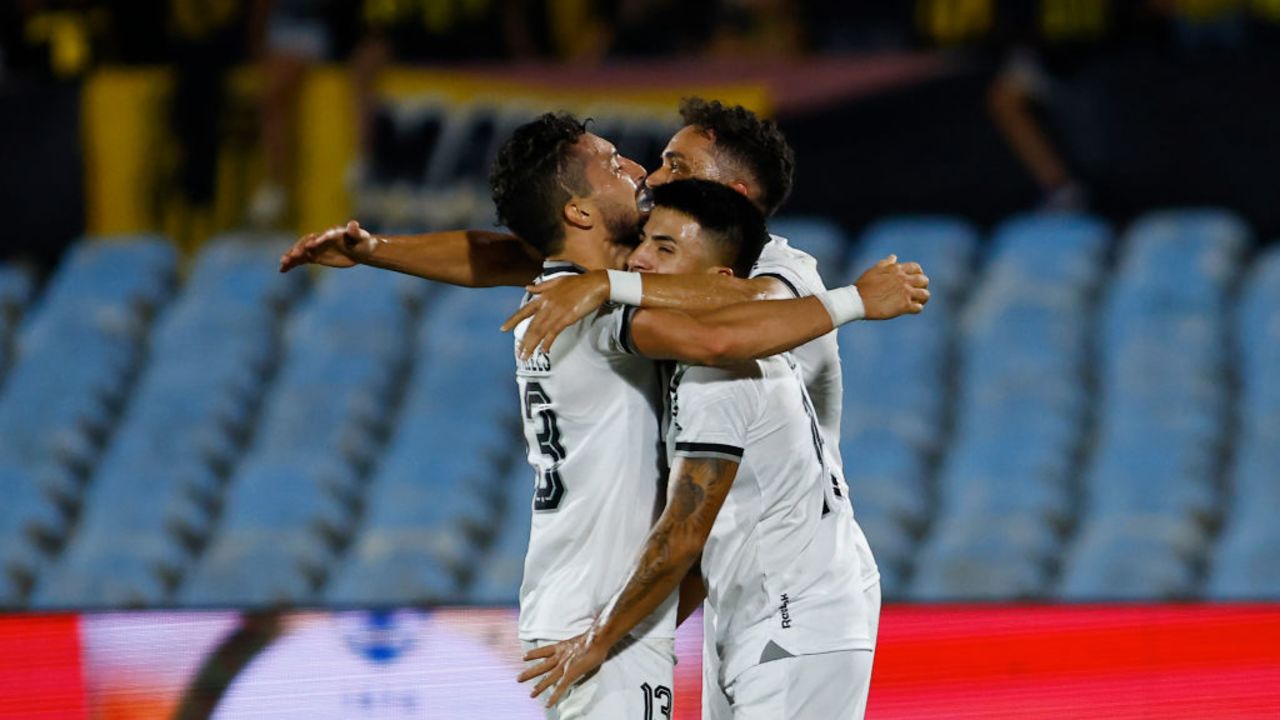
[750,236,826,298]
[671,364,762,463]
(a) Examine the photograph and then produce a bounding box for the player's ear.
[563,198,593,230]
[728,180,752,201]
[711,265,735,278]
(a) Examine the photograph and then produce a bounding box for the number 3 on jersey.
[522,382,566,511]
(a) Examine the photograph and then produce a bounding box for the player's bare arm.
[278,219,543,288]
[621,299,834,366]
[517,456,738,707]
[501,271,786,352]
[503,254,930,355]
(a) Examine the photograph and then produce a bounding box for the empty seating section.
[176,264,431,606]
[30,237,304,608]
[1206,244,1280,599]
[837,217,977,593]
[909,216,1109,600]
[0,238,176,604]
[2,210,1276,609]
[1058,210,1248,599]
[326,285,526,605]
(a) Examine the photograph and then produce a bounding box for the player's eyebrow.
[662,150,686,160]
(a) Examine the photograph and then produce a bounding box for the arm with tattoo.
[518,456,738,706]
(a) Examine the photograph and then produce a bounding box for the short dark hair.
[678,97,795,217]
[489,113,591,257]
[650,179,768,278]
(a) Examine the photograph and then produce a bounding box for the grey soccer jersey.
[668,355,878,689]
[750,235,844,471]
[513,261,677,643]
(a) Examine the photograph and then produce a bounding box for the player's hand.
[500,270,611,360]
[854,254,930,319]
[517,632,608,708]
[278,220,378,272]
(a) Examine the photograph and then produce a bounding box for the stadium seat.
[908,516,1051,601]
[1205,521,1280,599]
[853,511,913,598]
[851,216,978,300]
[1058,516,1206,599]
[38,236,176,312]
[326,526,465,605]
[767,217,851,280]
[31,545,173,609]
[840,428,929,531]
[179,532,322,606]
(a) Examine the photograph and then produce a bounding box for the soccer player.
[502,98,915,719]
[429,114,895,718]
[520,177,878,718]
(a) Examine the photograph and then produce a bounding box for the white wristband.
[607,270,644,306]
[816,285,865,326]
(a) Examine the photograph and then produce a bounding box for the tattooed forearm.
[587,457,738,650]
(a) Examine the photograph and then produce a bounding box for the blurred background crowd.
[1,1,1279,611]
[3,0,1279,265]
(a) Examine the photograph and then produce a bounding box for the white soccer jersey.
[750,235,844,471]
[514,261,677,643]
[668,355,878,689]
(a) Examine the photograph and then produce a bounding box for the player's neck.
[548,227,628,271]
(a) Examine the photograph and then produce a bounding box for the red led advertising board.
[0,605,1277,719]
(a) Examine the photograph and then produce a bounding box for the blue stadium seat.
[767,217,851,281]
[988,214,1109,289]
[851,216,978,300]
[31,543,173,609]
[461,464,533,605]
[1058,516,1205,599]
[326,532,460,605]
[218,458,357,543]
[0,464,68,563]
[840,428,929,531]
[179,532,321,606]
[38,237,176,312]
[853,511,913,598]
[908,517,1050,600]
[1206,521,1280,599]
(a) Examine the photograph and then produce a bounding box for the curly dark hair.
[678,97,795,217]
[651,179,768,278]
[489,113,591,257]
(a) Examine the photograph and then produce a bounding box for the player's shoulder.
[749,234,826,296]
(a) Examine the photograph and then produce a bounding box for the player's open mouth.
[636,185,654,215]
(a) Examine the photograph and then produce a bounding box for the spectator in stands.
[346,0,544,189]
[247,0,359,228]
[985,0,1119,212]
[165,0,249,247]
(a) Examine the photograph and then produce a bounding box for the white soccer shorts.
[725,648,874,719]
[522,636,676,720]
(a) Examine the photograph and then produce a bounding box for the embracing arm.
[503,256,928,356]
[519,456,737,705]
[627,294,845,366]
[279,220,542,288]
